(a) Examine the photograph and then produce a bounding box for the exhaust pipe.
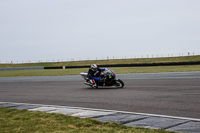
[84,82,92,86]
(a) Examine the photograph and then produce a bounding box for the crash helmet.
[91,64,98,71]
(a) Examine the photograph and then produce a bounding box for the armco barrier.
[44,61,200,69]
[0,66,44,71]
[44,67,63,69]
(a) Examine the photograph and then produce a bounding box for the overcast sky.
[0,0,200,63]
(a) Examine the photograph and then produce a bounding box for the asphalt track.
[1,71,200,119]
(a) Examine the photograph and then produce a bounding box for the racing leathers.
[88,67,105,87]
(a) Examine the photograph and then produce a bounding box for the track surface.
[1,71,200,119]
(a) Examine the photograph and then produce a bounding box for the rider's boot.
[90,79,97,88]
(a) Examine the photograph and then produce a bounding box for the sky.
[0,0,200,63]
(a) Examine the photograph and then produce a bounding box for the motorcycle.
[80,68,124,88]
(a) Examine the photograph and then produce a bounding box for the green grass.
[1,55,200,68]
[0,107,175,133]
[0,65,200,77]
[111,65,200,73]
[0,56,200,77]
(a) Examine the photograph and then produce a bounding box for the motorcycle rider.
[88,64,105,88]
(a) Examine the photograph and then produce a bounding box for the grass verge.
[0,107,175,133]
[1,55,200,68]
[0,65,200,77]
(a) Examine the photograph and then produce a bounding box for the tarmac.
[1,102,200,133]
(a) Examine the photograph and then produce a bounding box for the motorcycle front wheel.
[114,79,124,88]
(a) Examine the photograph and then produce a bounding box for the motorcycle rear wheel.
[92,85,98,89]
[115,79,124,88]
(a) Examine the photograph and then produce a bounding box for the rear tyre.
[91,84,98,89]
[115,79,124,88]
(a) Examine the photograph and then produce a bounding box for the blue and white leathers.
[88,68,105,81]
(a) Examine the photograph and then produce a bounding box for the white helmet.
[91,64,98,71]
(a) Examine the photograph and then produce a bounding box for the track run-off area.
[0,71,200,119]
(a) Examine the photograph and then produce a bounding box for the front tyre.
[115,79,124,88]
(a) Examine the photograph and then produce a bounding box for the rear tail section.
[80,72,88,80]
